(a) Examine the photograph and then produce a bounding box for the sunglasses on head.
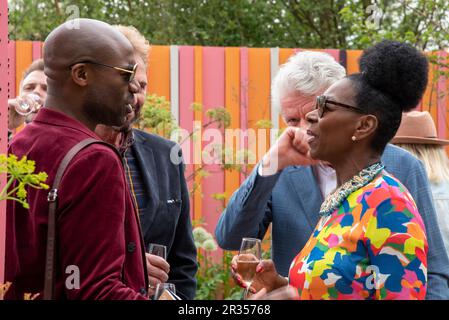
[70,61,138,83]
[315,95,366,118]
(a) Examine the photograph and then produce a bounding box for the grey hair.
[271,51,346,111]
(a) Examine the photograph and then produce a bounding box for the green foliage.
[8,0,449,50]
[193,224,243,300]
[0,154,49,209]
[137,94,177,139]
[205,108,231,129]
[195,250,244,300]
[255,119,273,129]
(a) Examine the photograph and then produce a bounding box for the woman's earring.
[351,136,357,142]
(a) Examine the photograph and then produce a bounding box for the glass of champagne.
[236,237,261,300]
[153,283,176,300]
[148,243,167,260]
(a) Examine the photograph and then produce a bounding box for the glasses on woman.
[70,61,138,83]
[315,95,366,118]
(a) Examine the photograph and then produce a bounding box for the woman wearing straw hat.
[393,111,449,254]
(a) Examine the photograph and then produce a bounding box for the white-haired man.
[215,51,449,299]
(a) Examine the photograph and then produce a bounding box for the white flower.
[202,239,218,251]
[193,227,209,243]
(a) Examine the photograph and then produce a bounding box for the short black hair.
[348,40,429,153]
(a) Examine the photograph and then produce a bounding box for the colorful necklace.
[319,162,384,218]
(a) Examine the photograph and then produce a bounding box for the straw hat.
[392,111,449,145]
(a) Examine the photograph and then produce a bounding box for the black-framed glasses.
[70,61,138,83]
[315,95,366,118]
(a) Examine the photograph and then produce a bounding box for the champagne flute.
[148,243,167,260]
[236,237,261,300]
[153,283,176,300]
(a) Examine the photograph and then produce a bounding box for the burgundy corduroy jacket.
[5,108,148,300]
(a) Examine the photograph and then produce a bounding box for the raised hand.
[8,94,42,130]
[260,126,316,176]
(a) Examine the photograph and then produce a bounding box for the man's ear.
[354,114,378,140]
[71,64,89,86]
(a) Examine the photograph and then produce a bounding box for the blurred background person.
[95,25,197,300]
[393,111,449,254]
[8,58,46,131]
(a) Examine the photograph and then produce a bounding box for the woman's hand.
[231,255,288,294]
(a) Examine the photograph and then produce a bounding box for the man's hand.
[260,127,316,176]
[231,256,288,294]
[8,94,42,130]
[146,253,170,297]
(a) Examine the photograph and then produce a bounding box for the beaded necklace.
[319,162,384,219]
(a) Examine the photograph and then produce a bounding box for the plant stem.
[0,177,15,201]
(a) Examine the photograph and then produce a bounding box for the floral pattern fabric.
[289,172,428,300]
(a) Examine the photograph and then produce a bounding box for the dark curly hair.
[348,40,428,153]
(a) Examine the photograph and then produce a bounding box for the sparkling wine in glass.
[153,283,176,300]
[237,237,261,299]
[148,243,167,260]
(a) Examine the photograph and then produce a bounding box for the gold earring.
[351,136,357,141]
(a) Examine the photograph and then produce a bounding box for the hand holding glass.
[14,93,42,116]
[148,243,167,260]
[236,238,261,299]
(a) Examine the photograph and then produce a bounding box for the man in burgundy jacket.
[5,19,149,300]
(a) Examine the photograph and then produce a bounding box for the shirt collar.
[33,108,100,140]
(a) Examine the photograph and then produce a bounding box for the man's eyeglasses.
[70,61,138,83]
[315,95,366,118]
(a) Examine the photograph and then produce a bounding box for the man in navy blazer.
[128,129,197,300]
[215,51,449,299]
[95,26,197,300]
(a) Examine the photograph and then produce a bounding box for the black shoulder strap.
[43,138,121,300]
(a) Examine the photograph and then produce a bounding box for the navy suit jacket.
[216,144,449,299]
[131,129,198,300]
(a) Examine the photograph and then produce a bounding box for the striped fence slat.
[201,46,225,239]
[32,41,42,60]
[423,53,439,123]
[178,46,195,220]
[248,48,271,167]
[15,41,33,94]
[437,52,448,141]
[239,47,249,184]
[170,46,179,124]
[147,45,170,100]
[346,49,362,75]
[193,46,203,222]
[224,47,241,204]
